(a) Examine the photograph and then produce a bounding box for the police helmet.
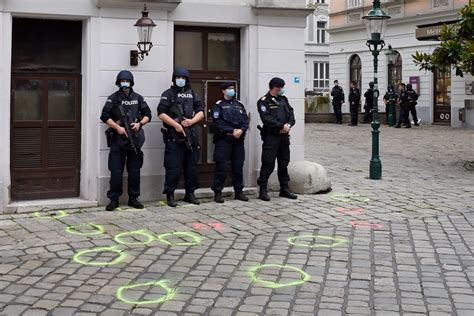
[115,70,134,87]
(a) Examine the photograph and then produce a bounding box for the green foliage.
[412,3,474,77]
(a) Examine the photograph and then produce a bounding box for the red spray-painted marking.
[192,223,224,231]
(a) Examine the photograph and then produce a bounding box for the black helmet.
[387,84,394,91]
[406,83,413,90]
[369,82,375,88]
[115,70,134,87]
[173,67,190,80]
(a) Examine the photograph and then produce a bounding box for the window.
[388,52,402,91]
[317,22,327,43]
[347,0,362,9]
[349,54,362,89]
[314,62,330,90]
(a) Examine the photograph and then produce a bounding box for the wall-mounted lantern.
[130,4,156,66]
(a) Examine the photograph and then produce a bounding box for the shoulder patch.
[260,96,266,101]
[106,99,113,103]
[213,111,220,119]
[216,100,222,104]
[260,104,267,112]
[161,96,168,100]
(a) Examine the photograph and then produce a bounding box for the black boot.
[214,192,224,203]
[167,193,178,208]
[394,124,401,128]
[280,188,298,199]
[184,192,200,205]
[235,191,249,202]
[128,198,144,209]
[259,189,271,201]
[106,199,119,212]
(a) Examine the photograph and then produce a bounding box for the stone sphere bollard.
[269,161,331,194]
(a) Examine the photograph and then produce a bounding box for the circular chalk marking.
[157,231,202,246]
[116,280,176,305]
[287,235,348,249]
[73,246,127,266]
[34,210,68,220]
[330,193,371,203]
[350,221,384,229]
[249,264,310,288]
[114,229,155,246]
[66,223,105,236]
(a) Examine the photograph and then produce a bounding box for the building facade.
[0,0,311,213]
[328,0,473,126]
[305,0,330,95]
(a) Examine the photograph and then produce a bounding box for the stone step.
[6,198,98,214]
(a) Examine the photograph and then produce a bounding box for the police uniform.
[211,84,249,201]
[257,77,297,201]
[396,86,411,128]
[349,86,361,126]
[100,71,151,211]
[331,84,345,124]
[158,68,204,206]
[406,84,420,126]
[383,86,398,124]
[363,83,375,123]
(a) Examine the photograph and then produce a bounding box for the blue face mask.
[176,79,186,88]
[277,88,285,96]
[226,89,236,98]
[120,81,131,89]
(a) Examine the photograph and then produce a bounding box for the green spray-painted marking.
[249,264,310,288]
[158,200,195,208]
[34,210,69,220]
[66,223,105,236]
[157,231,202,246]
[116,280,176,305]
[114,229,155,246]
[73,246,127,266]
[330,193,371,203]
[288,235,348,248]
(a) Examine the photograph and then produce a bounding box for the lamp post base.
[369,160,382,180]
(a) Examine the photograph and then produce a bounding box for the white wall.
[0,0,309,211]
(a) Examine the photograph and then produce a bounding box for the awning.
[416,20,460,41]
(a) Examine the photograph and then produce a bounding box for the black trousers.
[163,141,200,195]
[107,141,143,201]
[409,105,419,124]
[212,137,245,193]
[350,104,359,125]
[363,106,373,123]
[257,134,290,190]
[333,103,343,123]
[397,105,411,126]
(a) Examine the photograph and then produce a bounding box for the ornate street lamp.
[385,45,398,127]
[130,4,156,66]
[362,0,390,180]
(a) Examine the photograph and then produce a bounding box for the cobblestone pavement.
[0,124,473,316]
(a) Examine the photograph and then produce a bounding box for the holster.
[105,128,115,147]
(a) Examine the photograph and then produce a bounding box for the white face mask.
[120,81,131,89]
[176,79,186,88]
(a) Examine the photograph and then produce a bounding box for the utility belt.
[213,128,246,143]
[161,125,199,145]
[257,125,283,141]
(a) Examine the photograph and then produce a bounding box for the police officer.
[395,83,411,128]
[348,81,361,126]
[383,84,397,126]
[257,77,297,201]
[363,82,375,123]
[158,67,204,207]
[406,83,420,126]
[331,80,345,124]
[211,82,249,203]
[100,70,151,211]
